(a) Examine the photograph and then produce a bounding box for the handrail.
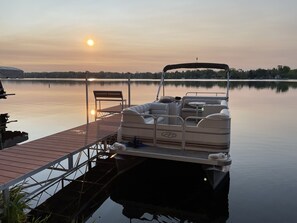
[156,62,230,102]
[126,113,185,147]
[185,115,230,123]
[155,114,185,125]
[122,112,229,150]
[186,91,226,96]
[155,115,185,149]
[156,72,165,101]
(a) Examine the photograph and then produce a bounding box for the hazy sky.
[1,0,296,72]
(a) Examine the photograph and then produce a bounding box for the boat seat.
[197,109,230,129]
[181,99,228,119]
[122,102,169,125]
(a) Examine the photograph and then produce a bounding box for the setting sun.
[86,39,94,46]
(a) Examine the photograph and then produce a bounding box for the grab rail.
[186,91,226,96]
[155,115,185,149]
[122,112,229,150]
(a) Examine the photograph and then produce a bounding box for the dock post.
[68,155,73,169]
[1,188,10,218]
[85,71,89,123]
[0,134,3,150]
[128,73,131,107]
[87,147,92,170]
[104,140,108,152]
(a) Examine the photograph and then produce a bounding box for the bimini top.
[163,63,229,73]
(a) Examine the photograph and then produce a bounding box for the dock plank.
[2,149,62,160]
[15,146,67,156]
[0,164,32,174]
[0,159,40,169]
[18,143,84,154]
[0,155,49,166]
[99,104,132,113]
[0,170,24,180]
[0,175,14,185]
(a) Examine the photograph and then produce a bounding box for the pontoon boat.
[114,62,231,188]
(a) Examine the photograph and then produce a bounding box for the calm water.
[1,79,297,222]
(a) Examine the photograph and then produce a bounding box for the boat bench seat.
[183,108,231,152]
[197,108,230,129]
[122,102,169,125]
[181,98,228,118]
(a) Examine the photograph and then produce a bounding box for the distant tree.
[23,65,297,79]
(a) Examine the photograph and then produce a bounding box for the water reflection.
[109,159,229,223]
[2,79,297,222]
[0,113,28,150]
[0,80,6,99]
[0,113,28,149]
[0,80,28,149]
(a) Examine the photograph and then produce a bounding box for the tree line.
[24,65,297,79]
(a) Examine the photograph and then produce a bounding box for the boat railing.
[155,114,185,127]
[158,115,229,150]
[186,91,226,96]
[154,115,208,150]
[184,115,230,123]
[155,115,184,149]
[123,112,229,150]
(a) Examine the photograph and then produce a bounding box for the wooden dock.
[0,114,122,206]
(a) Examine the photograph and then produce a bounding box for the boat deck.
[99,104,134,114]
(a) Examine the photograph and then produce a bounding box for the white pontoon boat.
[115,62,231,188]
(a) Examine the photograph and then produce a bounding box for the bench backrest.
[94,90,123,100]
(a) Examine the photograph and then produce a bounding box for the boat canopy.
[163,63,229,73]
[156,62,230,100]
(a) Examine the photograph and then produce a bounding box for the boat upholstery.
[197,108,230,128]
[118,102,169,144]
[121,102,169,124]
[181,97,228,119]
[184,109,230,152]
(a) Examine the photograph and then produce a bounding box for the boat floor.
[115,145,231,166]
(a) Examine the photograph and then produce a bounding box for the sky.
[0,0,297,72]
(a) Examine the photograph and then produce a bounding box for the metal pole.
[226,70,230,101]
[128,73,131,107]
[2,188,10,218]
[85,71,89,123]
[156,72,165,101]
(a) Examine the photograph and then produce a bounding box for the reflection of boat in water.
[0,79,9,99]
[111,158,229,223]
[0,114,28,149]
[0,70,28,149]
[114,62,231,188]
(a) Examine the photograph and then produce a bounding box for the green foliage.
[23,65,297,79]
[0,185,28,223]
[0,185,49,223]
[27,215,50,223]
[215,65,295,79]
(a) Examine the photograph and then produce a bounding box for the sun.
[86,39,94,46]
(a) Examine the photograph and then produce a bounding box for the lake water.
[1,79,297,222]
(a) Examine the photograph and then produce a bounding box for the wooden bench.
[93,91,126,118]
